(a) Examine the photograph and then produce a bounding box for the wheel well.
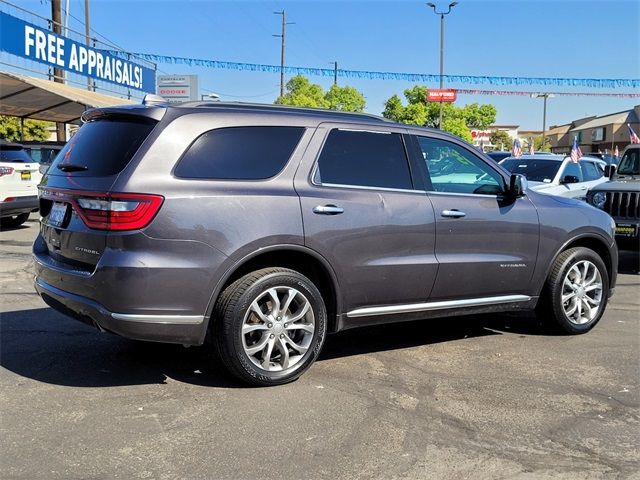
[562,237,614,283]
[220,250,339,332]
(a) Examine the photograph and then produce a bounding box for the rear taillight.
[40,189,164,231]
[0,167,15,177]
[75,193,164,231]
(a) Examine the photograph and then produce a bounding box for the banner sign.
[427,89,457,102]
[0,12,155,92]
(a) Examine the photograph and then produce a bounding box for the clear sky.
[20,0,640,130]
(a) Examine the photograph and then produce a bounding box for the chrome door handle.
[313,205,344,215]
[441,209,466,218]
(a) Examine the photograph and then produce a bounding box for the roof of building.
[570,108,640,132]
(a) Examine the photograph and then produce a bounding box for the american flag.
[512,138,522,158]
[628,124,640,144]
[570,136,582,163]
[528,142,535,155]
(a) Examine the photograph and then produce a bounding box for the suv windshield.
[500,158,561,183]
[617,149,639,175]
[0,147,32,163]
[49,117,156,176]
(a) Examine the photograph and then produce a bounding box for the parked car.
[586,144,639,250]
[500,154,607,200]
[22,141,65,174]
[486,151,512,162]
[0,141,42,228]
[33,99,617,386]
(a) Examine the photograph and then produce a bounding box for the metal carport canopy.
[0,71,135,125]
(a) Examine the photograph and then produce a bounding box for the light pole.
[427,1,457,130]
[531,93,554,151]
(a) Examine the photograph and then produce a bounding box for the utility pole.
[51,0,66,141]
[332,61,338,86]
[531,93,554,151]
[273,10,293,98]
[84,0,94,91]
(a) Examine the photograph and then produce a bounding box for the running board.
[346,295,532,318]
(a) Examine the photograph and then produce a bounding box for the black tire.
[538,247,609,334]
[0,212,30,229]
[213,267,327,386]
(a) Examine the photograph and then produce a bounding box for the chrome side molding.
[346,295,532,318]
[111,313,204,324]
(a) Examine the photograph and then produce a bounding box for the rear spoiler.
[82,103,167,123]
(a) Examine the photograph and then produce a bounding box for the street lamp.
[531,93,554,151]
[427,1,458,130]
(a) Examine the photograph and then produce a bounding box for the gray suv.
[34,98,618,386]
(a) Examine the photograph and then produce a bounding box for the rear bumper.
[0,195,38,217]
[35,277,207,345]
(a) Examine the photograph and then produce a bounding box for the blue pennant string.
[128,52,640,89]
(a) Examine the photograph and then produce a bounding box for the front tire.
[539,247,609,334]
[213,268,327,386]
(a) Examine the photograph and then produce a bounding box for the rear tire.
[213,268,327,386]
[538,247,609,334]
[0,213,30,229]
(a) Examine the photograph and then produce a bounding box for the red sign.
[427,89,457,102]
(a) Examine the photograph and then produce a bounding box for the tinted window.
[501,159,561,183]
[0,147,31,163]
[561,162,583,182]
[50,118,155,176]
[175,126,305,180]
[617,149,640,175]
[416,136,503,195]
[314,129,412,190]
[581,161,603,181]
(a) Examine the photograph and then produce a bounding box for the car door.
[557,159,587,199]
[580,159,607,195]
[409,133,539,301]
[294,124,438,315]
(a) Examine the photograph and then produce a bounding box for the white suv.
[500,154,607,201]
[0,141,42,228]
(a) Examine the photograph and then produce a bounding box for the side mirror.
[508,174,527,198]
[604,164,616,179]
[561,175,580,184]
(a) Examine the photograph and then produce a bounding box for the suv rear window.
[314,129,413,190]
[49,118,156,176]
[174,126,305,180]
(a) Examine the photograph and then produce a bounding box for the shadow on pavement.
[0,306,555,389]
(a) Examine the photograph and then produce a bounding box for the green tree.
[0,115,51,142]
[381,86,497,143]
[533,135,551,152]
[489,130,512,151]
[325,84,366,112]
[275,75,366,112]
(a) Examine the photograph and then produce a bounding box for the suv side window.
[314,129,413,190]
[561,162,583,182]
[414,136,503,195]
[581,161,603,181]
[175,126,305,180]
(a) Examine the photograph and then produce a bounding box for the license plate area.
[21,171,31,181]
[48,202,69,228]
[615,223,637,237]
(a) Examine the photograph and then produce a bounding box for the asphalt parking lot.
[1,214,638,480]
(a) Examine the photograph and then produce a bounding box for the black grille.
[604,192,640,219]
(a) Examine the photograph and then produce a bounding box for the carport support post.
[51,0,67,142]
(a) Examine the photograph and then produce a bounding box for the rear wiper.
[57,164,88,172]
